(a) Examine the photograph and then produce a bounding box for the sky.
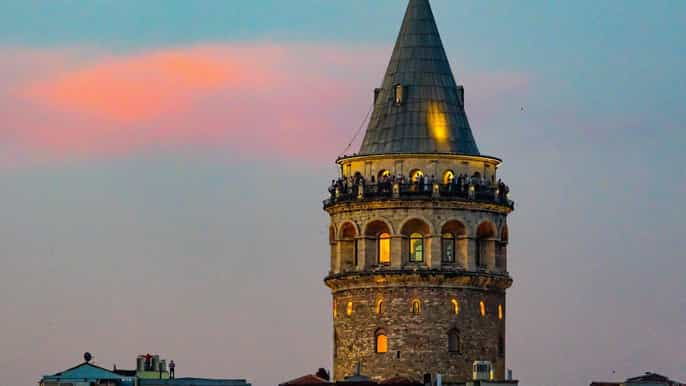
[1,1,685,386]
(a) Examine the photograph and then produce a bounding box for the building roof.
[358,0,481,156]
[139,378,250,386]
[590,372,684,386]
[43,362,128,381]
[379,377,422,385]
[279,374,330,386]
[626,373,671,383]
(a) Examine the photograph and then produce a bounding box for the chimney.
[316,368,330,382]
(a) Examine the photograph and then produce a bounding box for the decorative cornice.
[324,269,513,293]
[325,198,513,215]
[336,153,502,165]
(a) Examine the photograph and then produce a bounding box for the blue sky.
[0,2,684,386]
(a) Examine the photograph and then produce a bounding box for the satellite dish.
[84,352,92,363]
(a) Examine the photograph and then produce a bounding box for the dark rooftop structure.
[590,372,684,386]
[359,0,480,156]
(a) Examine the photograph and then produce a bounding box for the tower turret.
[324,0,513,384]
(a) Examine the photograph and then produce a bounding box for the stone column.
[391,236,403,268]
[466,237,476,270]
[429,235,441,268]
[334,241,342,273]
[486,238,496,270]
[458,236,469,268]
[356,236,366,270]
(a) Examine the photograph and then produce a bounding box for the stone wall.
[327,201,509,275]
[331,281,506,383]
[325,185,512,384]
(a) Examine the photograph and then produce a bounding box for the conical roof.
[358,0,480,156]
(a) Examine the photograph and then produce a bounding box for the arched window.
[410,169,424,183]
[497,225,509,271]
[451,299,460,315]
[411,299,422,314]
[346,301,353,316]
[378,233,391,264]
[442,233,455,263]
[443,170,455,184]
[340,223,358,271]
[409,233,424,262]
[366,220,392,265]
[378,169,391,180]
[480,300,486,317]
[442,220,466,266]
[476,222,496,269]
[498,304,504,320]
[333,302,338,319]
[376,299,384,315]
[375,329,388,353]
[448,329,460,353]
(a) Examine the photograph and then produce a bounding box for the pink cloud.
[0,43,530,166]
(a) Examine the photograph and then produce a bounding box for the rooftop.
[358,0,481,156]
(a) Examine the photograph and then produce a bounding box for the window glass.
[394,84,404,105]
[346,301,353,316]
[411,299,422,314]
[451,299,459,315]
[376,333,388,353]
[443,170,455,184]
[379,233,391,264]
[448,330,460,352]
[442,233,455,262]
[480,300,486,317]
[498,304,504,320]
[410,233,424,262]
[376,299,384,315]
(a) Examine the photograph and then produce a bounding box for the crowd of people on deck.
[328,171,510,202]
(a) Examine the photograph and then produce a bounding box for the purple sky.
[1,2,685,386]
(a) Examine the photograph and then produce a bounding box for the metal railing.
[324,183,514,209]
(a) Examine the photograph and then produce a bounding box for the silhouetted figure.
[169,360,175,379]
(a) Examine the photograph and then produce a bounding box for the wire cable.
[339,103,373,158]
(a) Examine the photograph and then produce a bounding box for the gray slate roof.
[358,0,480,156]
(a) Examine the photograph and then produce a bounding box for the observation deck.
[323,182,514,210]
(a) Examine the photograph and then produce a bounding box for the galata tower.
[324,0,513,383]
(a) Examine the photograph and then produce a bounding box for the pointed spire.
[358,0,480,155]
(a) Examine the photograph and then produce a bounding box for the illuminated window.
[411,299,422,314]
[448,329,460,353]
[442,233,455,263]
[346,301,353,316]
[375,329,388,353]
[378,169,391,179]
[376,299,384,315]
[498,304,503,320]
[410,169,424,183]
[409,233,424,262]
[333,302,338,319]
[443,170,455,184]
[480,300,486,317]
[394,84,404,105]
[378,233,391,264]
[451,299,459,315]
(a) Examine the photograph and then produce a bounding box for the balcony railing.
[324,183,514,209]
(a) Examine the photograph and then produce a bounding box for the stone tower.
[323,0,513,383]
